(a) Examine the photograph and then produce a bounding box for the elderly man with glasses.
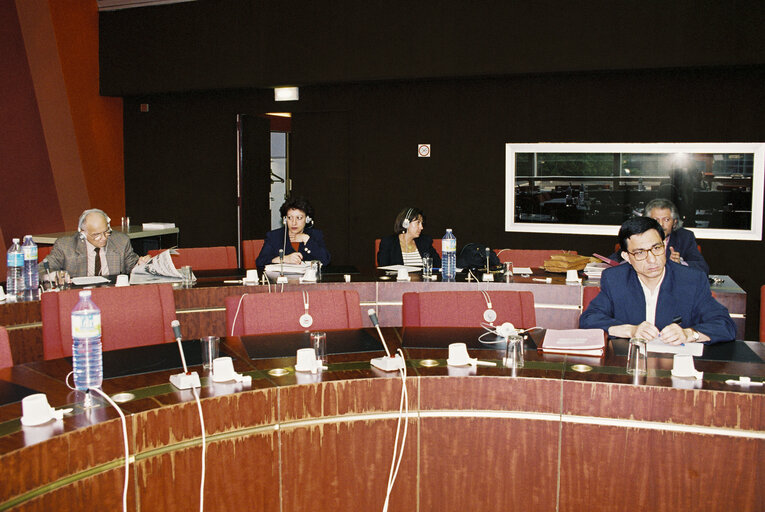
[43,208,150,278]
[580,216,735,344]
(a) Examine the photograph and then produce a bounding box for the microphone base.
[170,371,201,390]
[482,273,494,282]
[276,275,289,284]
[371,354,405,372]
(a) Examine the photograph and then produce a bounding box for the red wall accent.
[0,0,124,248]
[0,0,63,242]
[49,0,124,219]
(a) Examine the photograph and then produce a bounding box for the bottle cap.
[79,290,92,298]
[12,238,19,243]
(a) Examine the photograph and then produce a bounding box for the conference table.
[0,270,748,365]
[0,328,762,511]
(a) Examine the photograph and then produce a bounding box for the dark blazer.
[579,260,735,343]
[256,227,330,267]
[43,231,140,277]
[609,227,709,274]
[377,234,441,267]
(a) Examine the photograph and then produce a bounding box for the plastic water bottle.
[442,228,457,282]
[6,238,24,302]
[71,290,103,391]
[22,235,39,301]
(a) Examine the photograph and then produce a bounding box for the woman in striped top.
[377,207,441,268]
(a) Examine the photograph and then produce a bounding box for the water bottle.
[71,290,103,391]
[6,238,24,302]
[22,235,39,301]
[442,228,457,282]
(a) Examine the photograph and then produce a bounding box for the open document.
[130,249,184,284]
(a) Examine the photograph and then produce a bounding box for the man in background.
[44,208,149,278]
[610,198,709,274]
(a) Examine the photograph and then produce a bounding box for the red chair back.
[582,286,601,313]
[148,246,238,270]
[402,291,536,328]
[242,239,265,269]
[38,245,53,262]
[0,326,12,369]
[225,290,363,336]
[41,284,177,359]
[493,249,578,268]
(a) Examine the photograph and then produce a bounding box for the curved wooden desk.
[0,272,748,364]
[0,329,763,511]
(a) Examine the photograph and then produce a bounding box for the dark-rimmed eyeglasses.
[626,242,665,261]
[87,229,112,240]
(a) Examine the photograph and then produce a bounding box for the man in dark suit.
[610,198,709,274]
[580,216,735,344]
[44,208,149,277]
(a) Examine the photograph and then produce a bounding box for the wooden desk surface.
[0,272,749,365]
[0,329,762,511]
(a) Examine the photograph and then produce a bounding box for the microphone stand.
[276,219,289,284]
[482,247,494,281]
[169,320,201,389]
[368,309,405,371]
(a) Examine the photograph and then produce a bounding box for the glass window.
[505,143,764,240]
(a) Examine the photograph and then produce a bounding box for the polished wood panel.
[1,331,762,511]
[559,423,763,512]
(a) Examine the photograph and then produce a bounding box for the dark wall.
[123,66,765,337]
[100,1,765,96]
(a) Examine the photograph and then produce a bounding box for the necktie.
[94,247,101,276]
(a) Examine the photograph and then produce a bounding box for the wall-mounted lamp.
[274,87,299,102]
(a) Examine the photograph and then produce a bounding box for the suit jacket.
[579,260,735,343]
[609,227,709,274]
[255,227,330,267]
[377,234,442,267]
[43,231,140,277]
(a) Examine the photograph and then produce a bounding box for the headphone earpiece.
[306,216,313,225]
[401,207,414,231]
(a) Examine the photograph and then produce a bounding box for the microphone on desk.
[277,249,288,284]
[482,247,494,281]
[169,320,200,389]
[368,309,404,371]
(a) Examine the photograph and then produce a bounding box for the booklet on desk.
[540,329,606,356]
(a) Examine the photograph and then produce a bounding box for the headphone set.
[401,208,414,232]
[283,214,313,225]
[77,209,111,239]
[299,290,313,328]
[480,290,497,323]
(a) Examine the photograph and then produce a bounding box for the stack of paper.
[540,329,606,357]
[142,222,176,230]
[583,262,608,279]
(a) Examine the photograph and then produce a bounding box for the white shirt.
[637,268,666,325]
[85,239,109,276]
[401,250,422,267]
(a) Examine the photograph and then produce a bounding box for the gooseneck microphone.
[485,247,491,273]
[168,320,200,389]
[368,309,391,358]
[170,320,189,374]
[368,309,404,371]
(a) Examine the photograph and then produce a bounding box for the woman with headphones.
[377,207,441,267]
[256,197,331,266]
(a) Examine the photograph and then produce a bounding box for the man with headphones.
[43,208,150,278]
